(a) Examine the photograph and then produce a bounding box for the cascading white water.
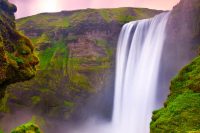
[112,12,170,133]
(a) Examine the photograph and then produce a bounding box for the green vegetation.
[29,116,46,130]
[15,104,29,109]
[36,33,51,44]
[36,88,55,94]
[150,55,200,132]
[7,53,24,63]
[11,122,43,133]
[37,39,69,70]
[31,96,41,104]
[97,8,136,23]
[64,100,74,107]
[0,93,10,113]
[16,7,162,31]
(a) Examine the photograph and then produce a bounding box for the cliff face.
[0,0,40,132]
[0,0,39,101]
[151,0,200,132]
[0,7,163,132]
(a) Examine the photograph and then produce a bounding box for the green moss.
[0,93,10,113]
[65,113,70,119]
[64,100,74,107]
[117,14,136,24]
[31,37,40,46]
[15,103,29,109]
[37,33,50,44]
[36,88,55,94]
[16,7,161,32]
[29,115,46,130]
[18,30,24,36]
[7,53,24,63]
[11,122,43,133]
[16,16,34,28]
[65,36,78,41]
[31,96,40,104]
[67,56,93,91]
[62,16,70,28]
[35,36,69,70]
[150,55,200,132]
[38,42,59,69]
[93,39,108,47]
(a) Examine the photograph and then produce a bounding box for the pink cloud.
[8,0,180,19]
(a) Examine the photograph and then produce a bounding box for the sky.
[8,0,180,19]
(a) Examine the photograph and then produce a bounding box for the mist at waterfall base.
[67,12,170,133]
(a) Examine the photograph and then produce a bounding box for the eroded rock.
[0,0,39,100]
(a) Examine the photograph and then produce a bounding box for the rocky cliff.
[0,7,163,132]
[0,0,40,132]
[0,0,39,100]
[150,0,200,132]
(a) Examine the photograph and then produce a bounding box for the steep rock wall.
[0,0,39,100]
[0,0,40,132]
[151,0,200,132]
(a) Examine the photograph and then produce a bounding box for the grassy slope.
[16,7,162,30]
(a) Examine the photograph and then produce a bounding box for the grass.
[16,7,162,33]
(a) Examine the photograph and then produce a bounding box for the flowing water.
[69,12,170,133]
[112,12,170,133]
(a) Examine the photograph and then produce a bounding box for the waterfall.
[112,12,170,133]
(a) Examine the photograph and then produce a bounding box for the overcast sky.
[8,0,180,19]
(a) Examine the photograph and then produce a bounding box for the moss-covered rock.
[150,54,200,132]
[11,123,43,133]
[0,0,41,132]
[150,0,200,132]
[0,0,39,100]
